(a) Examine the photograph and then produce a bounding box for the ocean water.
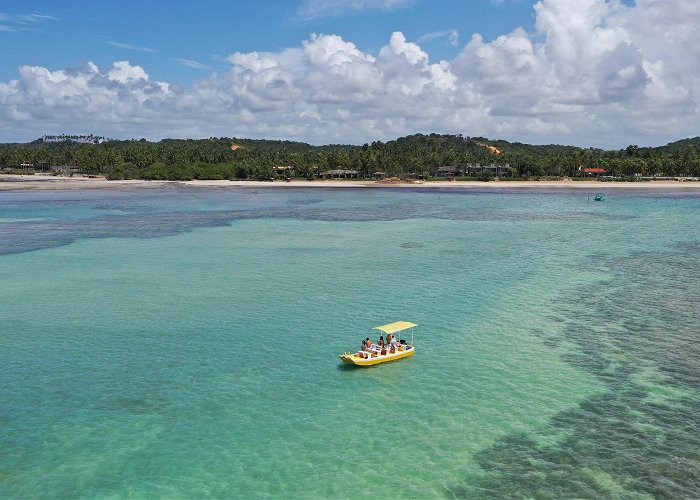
[0,185,698,498]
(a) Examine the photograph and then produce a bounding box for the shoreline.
[2,174,700,191]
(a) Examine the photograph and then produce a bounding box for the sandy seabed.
[1,174,700,191]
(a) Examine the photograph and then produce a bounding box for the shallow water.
[1,186,698,498]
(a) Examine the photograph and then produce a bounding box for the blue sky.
[1,0,537,85]
[0,0,698,148]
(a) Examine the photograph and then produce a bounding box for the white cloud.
[452,0,700,146]
[0,61,172,136]
[1,0,699,148]
[107,61,150,83]
[297,0,414,20]
[0,11,56,32]
[174,58,212,70]
[107,41,157,53]
[418,29,459,47]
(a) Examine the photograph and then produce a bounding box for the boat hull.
[339,347,415,366]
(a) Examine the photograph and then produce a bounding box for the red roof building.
[583,167,607,176]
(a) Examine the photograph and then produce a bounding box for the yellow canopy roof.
[372,321,417,335]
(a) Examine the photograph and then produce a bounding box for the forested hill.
[1,133,699,180]
[157,137,316,152]
[653,137,700,154]
[384,134,585,157]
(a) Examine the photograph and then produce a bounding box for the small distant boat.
[594,193,607,201]
[339,321,417,367]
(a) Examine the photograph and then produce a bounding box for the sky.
[0,0,698,148]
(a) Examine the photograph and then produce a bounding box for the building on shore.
[436,163,512,178]
[583,167,607,177]
[435,165,460,178]
[324,169,359,179]
[273,166,293,178]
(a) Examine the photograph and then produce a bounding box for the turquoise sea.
[1,185,699,498]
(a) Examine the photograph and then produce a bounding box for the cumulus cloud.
[450,0,699,145]
[0,61,173,137]
[1,0,699,147]
[107,61,150,83]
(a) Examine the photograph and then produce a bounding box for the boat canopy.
[372,321,417,335]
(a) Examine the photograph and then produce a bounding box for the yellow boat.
[339,321,417,366]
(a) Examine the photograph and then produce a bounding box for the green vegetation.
[1,134,699,180]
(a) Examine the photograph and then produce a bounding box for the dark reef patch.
[450,244,700,498]
[0,192,636,256]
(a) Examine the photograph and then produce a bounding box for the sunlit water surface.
[1,185,698,498]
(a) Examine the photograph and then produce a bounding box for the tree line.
[1,134,699,180]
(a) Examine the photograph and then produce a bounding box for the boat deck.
[339,345,415,366]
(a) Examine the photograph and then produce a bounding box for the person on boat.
[358,338,371,358]
[387,334,399,352]
[377,335,385,347]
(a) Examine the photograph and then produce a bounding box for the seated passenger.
[359,338,372,358]
[377,335,385,347]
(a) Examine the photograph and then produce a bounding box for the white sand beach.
[2,174,700,191]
